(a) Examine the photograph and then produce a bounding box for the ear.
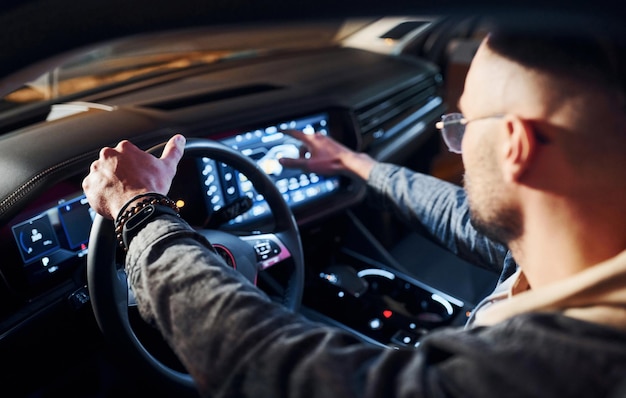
[501,116,538,182]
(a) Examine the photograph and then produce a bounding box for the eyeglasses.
[435,113,504,153]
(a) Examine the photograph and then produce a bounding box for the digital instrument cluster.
[10,194,94,284]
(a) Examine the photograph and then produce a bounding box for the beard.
[463,158,523,246]
[467,196,522,245]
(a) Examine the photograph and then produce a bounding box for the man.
[83,27,626,397]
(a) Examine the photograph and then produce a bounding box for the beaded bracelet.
[115,192,170,225]
[114,193,179,249]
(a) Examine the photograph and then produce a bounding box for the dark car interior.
[0,2,621,396]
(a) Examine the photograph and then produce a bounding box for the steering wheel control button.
[241,233,291,269]
[252,239,280,261]
[68,286,90,310]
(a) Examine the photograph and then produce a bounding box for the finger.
[279,157,307,169]
[81,174,90,192]
[99,145,116,160]
[116,140,139,153]
[292,142,306,158]
[282,129,314,144]
[160,134,186,168]
[89,159,98,173]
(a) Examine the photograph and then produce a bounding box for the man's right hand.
[278,130,376,180]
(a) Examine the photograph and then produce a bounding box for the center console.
[299,210,477,349]
[303,253,466,348]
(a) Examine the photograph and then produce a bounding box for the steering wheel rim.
[87,138,304,394]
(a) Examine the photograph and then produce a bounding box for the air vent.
[355,75,443,149]
[145,84,281,111]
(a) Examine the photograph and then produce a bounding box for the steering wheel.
[87,138,304,395]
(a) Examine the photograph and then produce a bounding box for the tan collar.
[473,250,626,331]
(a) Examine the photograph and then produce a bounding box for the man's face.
[459,40,523,245]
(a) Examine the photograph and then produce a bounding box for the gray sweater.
[126,163,626,397]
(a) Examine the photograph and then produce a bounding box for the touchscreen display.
[201,113,340,224]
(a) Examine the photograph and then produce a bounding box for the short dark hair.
[485,18,625,98]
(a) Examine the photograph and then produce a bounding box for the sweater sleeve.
[367,162,509,274]
[126,215,382,397]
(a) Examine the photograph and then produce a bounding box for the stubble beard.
[463,171,523,246]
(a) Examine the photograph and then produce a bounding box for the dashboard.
[0,110,357,304]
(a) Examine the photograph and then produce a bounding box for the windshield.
[2,49,233,110]
[0,21,366,113]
